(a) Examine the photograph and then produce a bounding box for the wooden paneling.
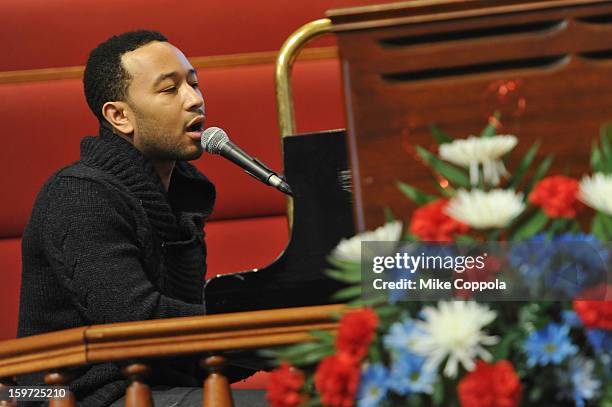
[330,0,612,230]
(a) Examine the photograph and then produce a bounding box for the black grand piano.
[204,130,355,314]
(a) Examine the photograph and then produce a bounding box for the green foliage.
[510,209,548,240]
[592,212,612,241]
[383,206,396,222]
[416,146,471,188]
[507,142,540,190]
[428,123,454,145]
[479,111,501,138]
[397,181,438,206]
[523,154,554,197]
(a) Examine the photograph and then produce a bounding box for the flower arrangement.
[263,114,611,407]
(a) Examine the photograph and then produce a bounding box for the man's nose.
[184,85,204,111]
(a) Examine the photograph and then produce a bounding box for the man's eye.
[190,82,199,89]
[161,87,177,93]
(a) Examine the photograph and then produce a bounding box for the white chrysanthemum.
[410,301,499,378]
[439,135,517,186]
[331,221,402,262]
[579,173,612,216]
[445,189,525,229]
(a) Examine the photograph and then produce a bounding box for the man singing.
[17,30,265,406]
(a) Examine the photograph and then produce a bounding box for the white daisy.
[579,173,612,216]
[410,301,499,378]
[439,135,517,186]
[445,189,524,229]
[331,221,403,262]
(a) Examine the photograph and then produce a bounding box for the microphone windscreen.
[201,127,229,154]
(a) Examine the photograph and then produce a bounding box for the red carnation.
[409,199,469,241]
[266,362,305,407]
[573,284,612,330]
[336,308,378,360]
[458,360,522,407]
[528,175,583,218]
[314,353,360,407]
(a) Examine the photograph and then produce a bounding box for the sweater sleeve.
[42,176,204,324]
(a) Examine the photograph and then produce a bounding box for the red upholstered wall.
[0,0,337,71]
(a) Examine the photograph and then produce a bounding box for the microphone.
[201,127,293,196]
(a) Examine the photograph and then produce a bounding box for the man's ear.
[102,101,134,136]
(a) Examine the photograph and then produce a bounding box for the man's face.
[121,41,205,161]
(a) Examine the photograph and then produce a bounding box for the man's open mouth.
[186,122,204,133]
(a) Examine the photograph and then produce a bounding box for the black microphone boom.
[201,127,293,195]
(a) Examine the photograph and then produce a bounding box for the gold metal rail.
[275,18,334,227]
[275,18,333,138]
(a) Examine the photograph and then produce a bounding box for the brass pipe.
[275,18,332,137]
[275,18,333,228]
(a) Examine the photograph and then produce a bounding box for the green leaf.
[523,154,554,197]
[511,209,548,240]
[454,234,476,242]
[546,217,570,238]
[591,146,604,173]
[435,181,454,198]
[491,330,522,360]
[416,146,471,188]
[259,340,330,362]
[383,206,396,222]
[428,123,454,145]
[375,304,402,318]
[308,330,335,344]
[397,181,438,205]
[508,142,540,189]
[480,111,501,138]
[592,212,612,241]
[432,381,445,405]
[325,269,361,284]
[528,386,543,403]
[289,346,335,366]
[327,257,361,273]
[331,285,361,301]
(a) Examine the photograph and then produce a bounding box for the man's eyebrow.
[153,69,197,87]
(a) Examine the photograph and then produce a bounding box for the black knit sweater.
[17,126,215,406]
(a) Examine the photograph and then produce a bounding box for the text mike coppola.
[200,127,293,196]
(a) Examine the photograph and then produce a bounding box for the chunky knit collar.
[79,125,216,244]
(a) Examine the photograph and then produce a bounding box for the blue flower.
[507,234,553,278]
[357,364,389,407]
[383,319,420,356]
[554,233,609,269]
[509,233,609,296]
[557,357,601,407]
[586,329,612,361]
[561,310,582,328]
[388,352,437,395]
[523,323,578,367]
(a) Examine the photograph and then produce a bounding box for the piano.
[204,129,356,314]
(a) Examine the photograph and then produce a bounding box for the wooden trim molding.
[0,46,338,85]
[0,304,345,377]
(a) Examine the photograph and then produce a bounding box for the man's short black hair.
[84,30,168,123]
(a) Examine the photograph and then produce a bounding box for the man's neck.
[151,160,175,192]
[109,129,175,192]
